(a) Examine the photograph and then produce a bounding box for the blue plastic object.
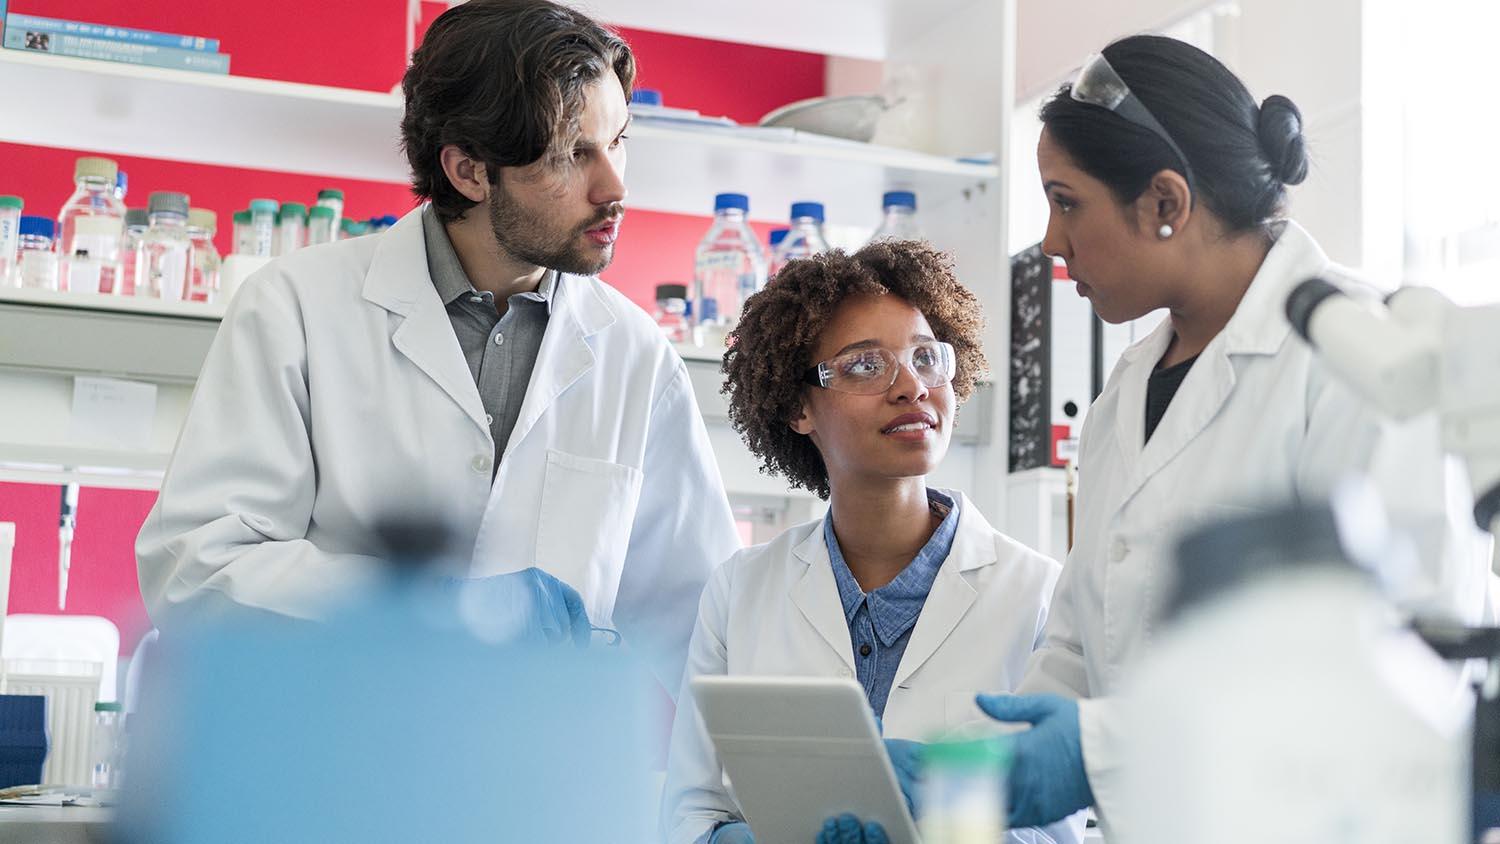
[975,693,1095,828]
[768,228,789,249]
[630,89,663,106]
[18,215,54,239]
[0,695,48,788]
[714,193,750,213]
[816,814,890,844]
[881,191,915,210]
[710,820,754,843]
[115,170,129,199]
[790,202,825,223]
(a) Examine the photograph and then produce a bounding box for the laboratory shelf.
[0,286,226,321]
[0,48,999,222]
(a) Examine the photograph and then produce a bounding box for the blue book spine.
[5,12,219,52]
[3,28,230,74]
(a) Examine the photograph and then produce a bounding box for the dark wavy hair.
[1041,34,1309,233]
[400,0,636,223]
[723,240,987,500]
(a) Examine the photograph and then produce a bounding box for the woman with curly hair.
[661,240,1081,844]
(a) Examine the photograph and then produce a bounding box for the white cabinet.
[0,2,1021,537]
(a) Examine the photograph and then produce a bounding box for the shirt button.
[469,295,482,304]
[859,644,872,657]
[1111,538,1129,562]
[485,414,494,425]
[493,333,505,346]
[471,454,492,474]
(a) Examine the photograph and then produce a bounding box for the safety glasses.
[1071,52,1197,190]
[804,341,957,396]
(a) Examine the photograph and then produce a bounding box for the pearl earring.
[1158,224,1174,239]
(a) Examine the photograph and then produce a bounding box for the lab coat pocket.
[944,690,1025,739]
[535,450,644,625]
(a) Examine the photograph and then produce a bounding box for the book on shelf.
[3,27,230,74]
[4,13,219,52]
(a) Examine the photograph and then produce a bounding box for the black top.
[1144,352,1199,444]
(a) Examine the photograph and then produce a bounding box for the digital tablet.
[690,675,920,844]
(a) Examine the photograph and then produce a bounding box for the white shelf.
[0,48,998,221]
[0,286,226,320]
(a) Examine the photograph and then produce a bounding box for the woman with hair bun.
[830,34,1492,844]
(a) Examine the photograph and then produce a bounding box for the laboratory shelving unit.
[0,2,1063,552]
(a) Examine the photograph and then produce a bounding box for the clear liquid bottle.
[118,209,149,296]
[0,196,22,286]
[276,202,307,255]
[186,208,221,303]
[919,738,1010,844]
[306,205,336,247]
[769,202,829,277]
[16,216,58,290]
[248,199,278,258]
[315,188,344,235]
[91,701,124,790]
[139,192,194,303]
[868,191,922,243]
[653,283,690,344]
[58,156,125,294]
[691,193,766,348]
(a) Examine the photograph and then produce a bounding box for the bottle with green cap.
[118,208,149,296]
[306,205,337,247]
[277,202,308,256]
[186,208,221,302]
[58,156,126,294]
[918,736,1010,844]
[91,700,125,790]
[141,191,194,303]
[315,188,344,234]
[231,210,253,256]
[248,199,278,258]
[0,195,23,286]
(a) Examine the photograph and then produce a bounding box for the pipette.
[59,482,77,610]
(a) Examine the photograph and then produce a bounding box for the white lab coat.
[1018,220,1494,836]
[136,205,742,688]
[663,492,1083,844]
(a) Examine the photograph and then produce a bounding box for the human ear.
[789,399,815,436]
[439,145,490,204]
[1141,168,1191,237]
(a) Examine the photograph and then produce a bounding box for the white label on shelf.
[68,376,157,451]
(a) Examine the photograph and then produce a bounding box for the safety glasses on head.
[1071,52,1197,191]
[804,341,957,396]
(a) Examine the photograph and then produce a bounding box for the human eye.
[1051,193,1077,214]
[912,345,940,368]
[838,352,887,379]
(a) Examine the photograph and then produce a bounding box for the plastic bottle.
[868,191,922,243]
[16,216,58,290]
[306,205,336,247]
[769,202,829,277]
[91,701,124,790]
[114,171,128,203]
[248,199,278,258]
[653,283,690,344]
[58,156,126,294]
[118,209,149,296]
[0,196,22,285]
[231,210,254,256]
[315,189,344,234]
[277,202,307,255]
[140,192,194,303]
[340,218,370,240]
[918,738,1009,844]
[691,193,766,348]
[186,208,221,303]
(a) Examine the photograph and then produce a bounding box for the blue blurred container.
[0,695,48,787]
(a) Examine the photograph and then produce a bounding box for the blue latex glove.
[883,737,925,817]
[816,813,889,844]
[458,567,591,647]
[975,693,1094,828]
[710,821,754,844]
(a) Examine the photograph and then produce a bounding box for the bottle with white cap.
[186,208,221,303]
[139,192,194,303]
[58,156,126,294]
[868,191,922,243]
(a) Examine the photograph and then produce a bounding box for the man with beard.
[136,0,741,689]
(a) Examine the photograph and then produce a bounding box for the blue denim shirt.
[824,489,959,719]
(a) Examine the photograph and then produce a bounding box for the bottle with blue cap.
[15,215,58,290]
[769,201,830,278]
[691,192,766,347]
[868,191,922,244]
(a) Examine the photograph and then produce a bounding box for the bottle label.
[696,250,744,272]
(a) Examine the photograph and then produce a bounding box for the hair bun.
[1256,94,1309,186]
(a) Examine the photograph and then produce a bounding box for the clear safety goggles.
[1071,52,1197,190]
[804,341,957,396]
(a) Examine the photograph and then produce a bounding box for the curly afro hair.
[722,239,987,500]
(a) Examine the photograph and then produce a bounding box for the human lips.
[585,217,621,245]
[881,411,938,438]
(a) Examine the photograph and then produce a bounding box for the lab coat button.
[493,333,505,346]
[485,414,494,426]
[471,454,492,474]
[1110,538,1129,562]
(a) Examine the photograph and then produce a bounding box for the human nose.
[1040,210,1070,263]
[887,356,930,404]
[590,146,627,207]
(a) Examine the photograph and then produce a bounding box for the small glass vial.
[248,199,278,258]
[306,205,336,247]
[140,192,194,303]
[186,208,221,303]
[15,215,58,290]
[118,209,149,296]
[315,188,344,234]
[276,202,307,255]
[653,283,689,344]
[0,195,22,286]
[340,218,369,240]
[230,210,253,256]
[91,701,124,790]
[918,737,1009,844]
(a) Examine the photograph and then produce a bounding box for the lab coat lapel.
[790,527,857,673]
[361,208,488,433]
[892,494,986,688]
[502,274,615,458]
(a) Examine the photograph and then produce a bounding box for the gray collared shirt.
[422,206,554,476]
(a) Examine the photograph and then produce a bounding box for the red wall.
[0,2,825,652]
